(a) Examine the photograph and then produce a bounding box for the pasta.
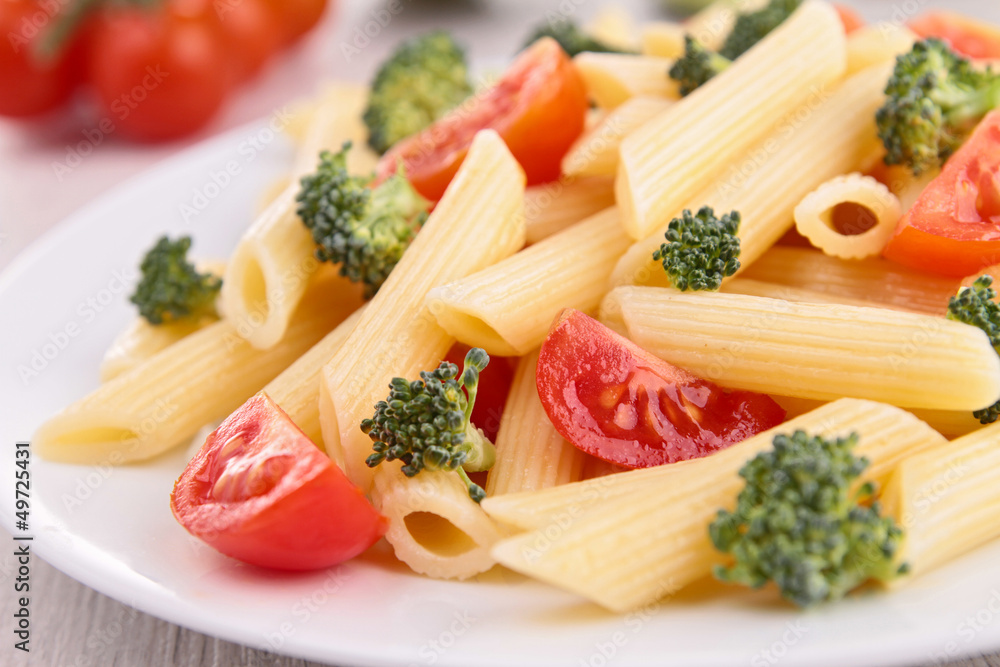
[561,96,673,179]
[525,175,616,243]
[488,399,947,611]
[485,351,587,496]
[611,286,1000,410]
[427,207,630,356]
[793,173,902,259]
[640,22,685,59]
[220,83,373,351]
[615,0,847,240]
[610,61,889,288]
[34,268,354,465]
[739,246,960,316]
[572,53,680,109]
[845,23,917,76]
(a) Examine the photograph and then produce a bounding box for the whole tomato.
[86,0,234,141]
[206,0,283,81]
[263,0,327,44]
[0,0,82,117]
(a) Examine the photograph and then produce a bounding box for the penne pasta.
[427,207,631,356]
[489,399,947,611]
[100,317,211,382]
[640,22,685,59]
[572,53,680,109]
[739,246,960,316]
[561,96,673,179]
[220,84,373,351]
[611,287,1000,410]
[610,61,890,288]
[585,6,640,52]
[884,422,1000,579]
[685,0,769,51]
[846,23,917,76]
[720,277,909,311]
[485,351,587,496]
[525,175,616,244]
[319,129,526,490]
[615,1,847,240]
[793,173,902,259]
[34,269,354,465]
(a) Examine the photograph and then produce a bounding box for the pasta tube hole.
[826,202,879,236]
[240,259,271,321]
[403,511,479,558]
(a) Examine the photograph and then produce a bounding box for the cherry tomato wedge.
[908,11,1000,61]
[883,110,1000,278]
[0,0,81,117]
[833,4,865,35]
[171,392,386,571]
[376,37,588,201]
[536,310,786,468]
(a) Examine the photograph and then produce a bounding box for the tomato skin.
[263,0,327,44]
[908,11,1000,61]
[171,393,386,571]
[208,0,282,81]
[0,0,80,117]
[833,4,865,35]
[536,310,786,468]
[376,37,589,201]
[85,2,233,141]
[883,110,1000,278]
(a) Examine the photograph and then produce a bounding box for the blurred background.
[3,0,1000,665]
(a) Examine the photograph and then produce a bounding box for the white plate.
[3,119,1000,667]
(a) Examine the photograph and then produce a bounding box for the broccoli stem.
[947,76,1000,127]
[460,424,496,473]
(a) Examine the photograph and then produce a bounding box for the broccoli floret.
[129,236,222,325]
[363,348,496,502]
[710,430,907,607]
[652,206,741,291]
[363,31,472,155]
[877,39,1000,175]
[522,19,628,57]
[669,36,732,96]
[947,275,1000,424]
[719,0,802,60]
[296,143,429,298]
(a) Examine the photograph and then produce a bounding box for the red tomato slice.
[171,393,386,571]
[535,310,787,468]
[883,110,1000,278]
[444,343,516,442]
[908,11,1000,61]
[376,37,588,201]
[833,4,865,35]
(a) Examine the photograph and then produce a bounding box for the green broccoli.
[363,348,496,502]
[947,275,1000,424]
[522,19,628,57]
[710,430,907,607]
[877,39,1000,175]
[669,0,800,95]
[669,36,732,96]
[129,236,222,325]
[653,206,741,291]
[718,0,802,60]
[296,142,429,298]
[363,31,472,155]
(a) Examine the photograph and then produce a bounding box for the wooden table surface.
[3,0,1000,665]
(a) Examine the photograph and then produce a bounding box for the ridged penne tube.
[319,130,526,492]
[573,53,680,109]
[879,163,940,212]
[640,22,685,58]
[561,96,673,179]
[585,6,639,52]
[100,317,210,382]
[34,271,352,465]
[489,399,947,611]
[525,176,616,244]
[721,277,908,311]
[884,422,1000,579]
[372,462,504,580]
[264,303,366,447]
[485,351,587,497]
[221,84,372,351]
[739,246,960,317]
[684,0,769,50]
[610,62,889,287]
[772,395,987,439]
[615,287,1000,411]
[427,208,630,356]
[793,173,902,259]
[846,23,917,76]
[615,1,847,240]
